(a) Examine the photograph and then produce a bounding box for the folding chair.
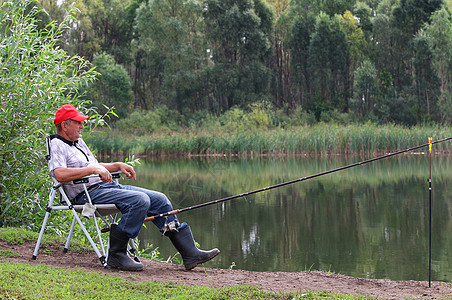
[32,136,140,268]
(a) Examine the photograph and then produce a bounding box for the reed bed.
[86,123,452,157]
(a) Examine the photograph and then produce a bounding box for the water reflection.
[131,155,451,281]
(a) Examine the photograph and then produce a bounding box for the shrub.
[0,0,102,228]
[114,109,162,134]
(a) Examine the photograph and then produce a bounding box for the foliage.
[220,101,273,130]
[308,12,349,111]
[203,0,274,110]
[85,53,134,119]
[351,60,378,117]
[0,0,106,228]
[419,6,452,124]
[114,105,184,134]
[134,0,207,112]
[2,0,452,232]
[32,0,452,126]
[412,29,440,123]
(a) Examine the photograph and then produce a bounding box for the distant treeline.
[34,0,452,126]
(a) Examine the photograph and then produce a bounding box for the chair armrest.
[72,171,122,184]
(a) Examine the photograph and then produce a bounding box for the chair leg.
[63,217,77,253]
[128,239,141,263]
[92,212,106,257]
[32,210,51,260]
[58,186,108,268]
[35,178,117,268]
[71,210,108,268]
[32,189,57,260]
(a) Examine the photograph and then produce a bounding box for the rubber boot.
[107,224,143,271]
[168,225,220,270]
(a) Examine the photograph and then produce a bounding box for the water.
[131,155,451,282]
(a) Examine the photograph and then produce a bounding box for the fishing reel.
[161,218,181,236]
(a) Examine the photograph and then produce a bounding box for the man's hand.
[91,164,113,183]
[99,162,136,180]
[119,163,136,180]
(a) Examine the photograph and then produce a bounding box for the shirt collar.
[54,134,79,146]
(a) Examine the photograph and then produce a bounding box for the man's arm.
[53,164,112,183]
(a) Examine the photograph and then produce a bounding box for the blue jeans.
[75,182,178,238]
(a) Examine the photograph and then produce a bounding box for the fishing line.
[144,136,452,222]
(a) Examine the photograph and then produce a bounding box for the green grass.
[0,261,373,300]
[0,249,20,257]
[0,227,374,300]
[86,123,452,157]
[0,227,38,244]
[0,227,89,254]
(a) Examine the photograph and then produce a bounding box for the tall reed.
[86,123,452,157]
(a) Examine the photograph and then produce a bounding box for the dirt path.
[2,241,451,299]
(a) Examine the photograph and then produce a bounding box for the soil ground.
[1,241,451,300]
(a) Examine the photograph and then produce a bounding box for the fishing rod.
[143,136,452,223]
[428,137,433,288]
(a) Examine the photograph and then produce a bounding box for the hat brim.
[71,115,90,122]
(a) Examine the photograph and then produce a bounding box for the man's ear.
[58,121,68,134]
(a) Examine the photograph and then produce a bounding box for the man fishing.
[48,104,220,271]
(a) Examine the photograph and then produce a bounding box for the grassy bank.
[0,262,291,300]
[0,261,375,299]
[0,227,372,300]
[86,123,452,157]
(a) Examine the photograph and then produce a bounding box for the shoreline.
[2,239,451,300]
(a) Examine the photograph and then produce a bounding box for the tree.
[41,0,135,64]
[267,0,292,108]
[371,0,406,91]
[372,0,442,95]
[267,0,290,18]
[85,53,134,119]
[421,6,452,123]
[340,10,367,110]
[135,0,208,112]
[80,0,133,63]
[412,32,439,122]
[393,0,443,36]
[0,0,101,227]
[286,12,316,107]
[390,0,443,91]
[351,60,378,117]
[203,0,274,110]
[40,0,101,60]
[289,0,357,16]
[308,12,350,117]
[352,1,373,38]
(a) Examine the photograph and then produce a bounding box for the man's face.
[62,119,84,141]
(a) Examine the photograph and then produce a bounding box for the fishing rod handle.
[99,209,180,233]
[144,209,180,222]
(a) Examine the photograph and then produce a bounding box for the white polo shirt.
[48,135,102,200]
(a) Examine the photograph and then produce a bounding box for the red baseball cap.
[54,104,89,125]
